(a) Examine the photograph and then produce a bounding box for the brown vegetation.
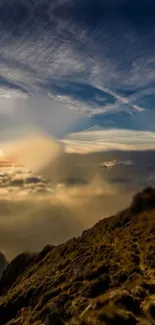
[1,188,155,324]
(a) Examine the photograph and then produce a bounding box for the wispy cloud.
[62,129,155,153]
[0,0,154,121]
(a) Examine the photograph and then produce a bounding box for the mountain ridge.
[1,187,155,324]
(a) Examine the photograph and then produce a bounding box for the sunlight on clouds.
[0,168,133,259]
[1,129,155,184]
[0,130,154,258]
[62,129,155,153]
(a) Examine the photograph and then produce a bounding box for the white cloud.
[0,0,153,117]
[62,129,155,153]
[0,88,29,99]
[99,160,134,169]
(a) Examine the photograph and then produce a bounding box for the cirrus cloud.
[62,129,155,153]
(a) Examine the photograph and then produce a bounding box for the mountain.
[0,252,8,279]
[1,188,155,324]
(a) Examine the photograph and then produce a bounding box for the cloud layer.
[0,131,154,260]
[0,166,134,260]
[63,129,155,153]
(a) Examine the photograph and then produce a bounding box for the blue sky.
[0,0,155,148]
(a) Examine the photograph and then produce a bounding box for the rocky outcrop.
[0,252,8,278]
[0,252,36,295]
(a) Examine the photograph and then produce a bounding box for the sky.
[0,0,155,259]
[0,0,155,140]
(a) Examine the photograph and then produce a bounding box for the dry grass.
[1,188,155,324]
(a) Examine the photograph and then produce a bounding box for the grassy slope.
[1,188,155,324]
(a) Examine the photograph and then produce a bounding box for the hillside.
[1,188,155,324]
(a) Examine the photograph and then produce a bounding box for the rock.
[81,275,110,298]
[0,252,36,295]
[44,310,64,325]
[0,252,8,278]
[35,245,55,263]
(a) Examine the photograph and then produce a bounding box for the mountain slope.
[0,252,8,279]
[1,188,155,324]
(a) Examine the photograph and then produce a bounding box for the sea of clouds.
[0,132,154,260]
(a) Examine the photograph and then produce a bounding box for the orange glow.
[0,158,24,168]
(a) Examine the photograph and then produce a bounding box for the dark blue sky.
[0,0,155,139]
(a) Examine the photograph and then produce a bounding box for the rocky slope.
[1,188,155,324]
[0,252,8,279]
